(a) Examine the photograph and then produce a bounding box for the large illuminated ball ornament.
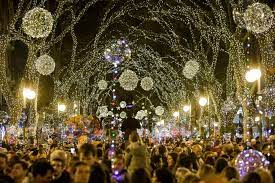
[35,54,55,75]
[98,80,108,90]
[183,60,200,79]
[155,106,164,116]
[120,101,127,108]
[120,111,127,119]
[118,69,139,91]
[135,110,146,120]
[244,3,274,34]
[235,149,269,178]
[104,38,131,63]
[141,77,154,91]
[22,8,54,38]
[232,8,246,28]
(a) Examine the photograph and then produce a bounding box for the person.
[72,162,90,183]
[0,153,14,183]
[215,158,228,174]
[125,131,150,176]
[89,163,109,183]
[182,173,200,183]
[256,168,273,183]
[175,167,190,183]
[152,168,174,183]
[50,150,71,183]
[192,144,204,167]
[78,143,97,166]
[29,160,54,183]
[167,153,177,172]
[221,166,239,181]
[111,155,129,183]
[131,168,151,183]
[242,172,261,183]
[10,161,28,183]
[197,164,214,180]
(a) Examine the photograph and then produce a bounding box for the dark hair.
[30,160,54,177]
[168,153,178,164]
[215,158,228,173]
[12,160,29,170]
[243,172,261,183]
[0,153,7,161]
[79,143,96,157]
[131,168,151,183]
[89,164,109,183]
[222,166,239,180]
[155,168,174,183]
[96,148,103,159]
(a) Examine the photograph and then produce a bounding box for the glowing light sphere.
[183,105,190,112]
[120,111,127,119]
[155,106,164,116]
[35,54,55,75]
[120,101,127,108]
[140,77,154,91]
[235,149,269,178]
[98,80,108,90]
[107,111,114,117]
[23,88,36,100]
[135,110,146,120]
[183,60,200,79]
[232,8,246,28]
[199,97,208,106]
[173,111,180,118]
[245,68,261,82]
[58,104,66,112]
[244,3,274,34]
[104,38,131,64]
[98,106,108,116]
[118,69,139,91]
[22,8,54,38]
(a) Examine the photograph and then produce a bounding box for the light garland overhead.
[118,69,139,91]
[182,60,200,79]
[140,77,154,91]
[244,3,274,34]
[98,80,108,90]
[35,54,55,75]
[22,7,54,38]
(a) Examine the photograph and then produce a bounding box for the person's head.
[192,144,202,158]
[11,160,28,180]
[112,154,125,172]
[131,168,151,183]
[79,143,96,166]
[152,168,173,183]
[89,163,108,183]
[182,173,201,183]
[215,158,228,174]
[256,168,273,183]
[262,144,271,155]
[197,164,214,179]
[129,131,140,143]
[50,150,67,179]
[31,160,54,183]
[167,152,178,168]
[203,174,229,183]
[175,167,190,183]
[0,153,8,171]
[242,172,261,183]
[222,166,239,181]
[73,162,91,183]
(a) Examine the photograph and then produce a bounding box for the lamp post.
[22,88,36,144]
[199,96,208,138]
[183,105,191,132]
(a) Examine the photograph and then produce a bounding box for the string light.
[118,69,139,91]
[140,77,154,91]
[35,54,55,75]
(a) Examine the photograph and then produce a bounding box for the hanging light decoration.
[35,54,55,75]
[98,80,108,90]
[120,101,127,108]
[104,38,131,64]
[141,77,154,91]
[155,106,164,116]
[243,3,274,34]
[135,110,146,120]
[97,106,108,117]
[118,69,139,91]
[22,7,54,38]
[182,60,200,79]
[120,111,127,119]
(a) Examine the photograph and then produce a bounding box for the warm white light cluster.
[35,54,55,75]
[232,8,246,28]
[140,77,154,91]
[155,106,164,116]
[244,3,274,34]
[182,60,200,79]
[120,111,127,119]
[135,110,147,120]
[120,101,127,108]
[118,69,139,91]
[22,8,54,38]
[98,80,108,90]
[97,106,108,118]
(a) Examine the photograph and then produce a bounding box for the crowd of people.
[0,132,274,183]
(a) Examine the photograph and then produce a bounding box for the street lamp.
[58,104,66,112]
[245,68,261,83]
[23,88,36,100]
[199,97,208,107]
[183,105,190,112]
